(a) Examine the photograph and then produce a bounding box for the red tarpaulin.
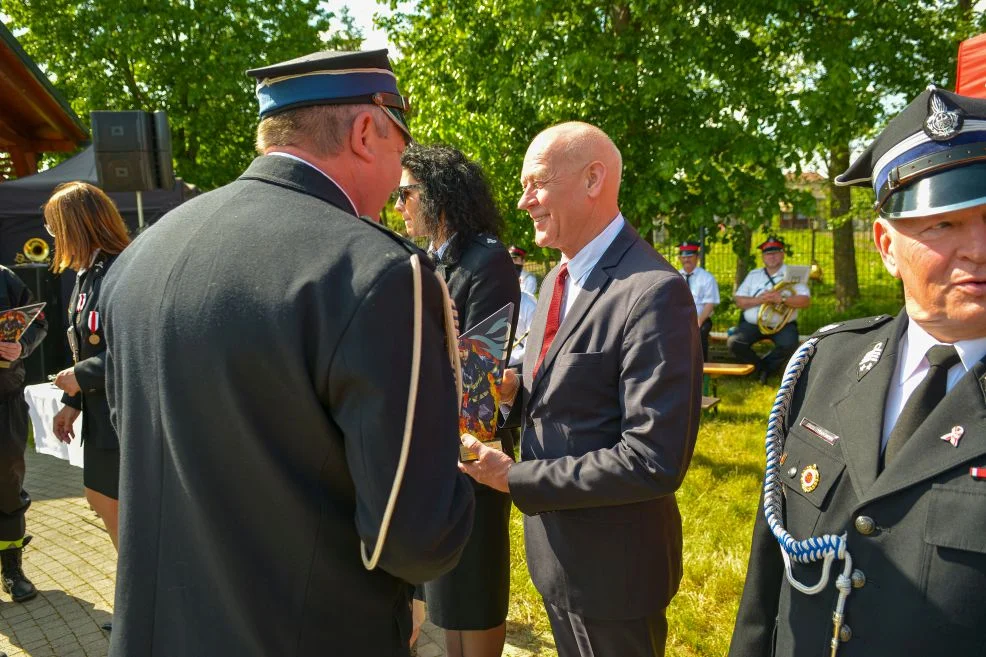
[956,33,986,98]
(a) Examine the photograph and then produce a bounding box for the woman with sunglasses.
[396,144,520,657]
[47,182,130,563]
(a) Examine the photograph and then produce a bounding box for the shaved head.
[518,122,623,257]
[529,122,623,192]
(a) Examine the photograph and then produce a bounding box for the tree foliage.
[381,0,983,291]
[5,0,360,189]
[380,1,794,257]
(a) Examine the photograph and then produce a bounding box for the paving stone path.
[0,450,539,657]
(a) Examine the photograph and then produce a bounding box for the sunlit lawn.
[504,376,775,656]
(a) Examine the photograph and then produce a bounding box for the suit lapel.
[528,224,637,397]
[833,311,907,498]
[865,357,986,502]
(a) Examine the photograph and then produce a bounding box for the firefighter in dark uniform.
[100,50,475,657]
[730,87,986,657]
[0,265,48,602]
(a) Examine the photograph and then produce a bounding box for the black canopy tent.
[0,145,197,381]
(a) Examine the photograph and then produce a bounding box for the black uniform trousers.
[0,393,30,541]
[727,318,799,375]
[546,603,668,657]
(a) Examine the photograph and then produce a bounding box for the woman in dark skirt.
[46,182,130,551]
[397,144,520,657]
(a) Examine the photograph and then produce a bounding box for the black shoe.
[758,368,770,386]
[1,536,37,603]
[100,620,113,632]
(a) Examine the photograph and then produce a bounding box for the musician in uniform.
[677,240,719,361]
[100,50,475,657]
[728,237,811,383]
[729,86,986,657]
[0,266,47,603]
[509,245,539,296]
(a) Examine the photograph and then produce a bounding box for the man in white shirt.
[678,240,720,360]
[509,245,539,296]
[728,237,811,383]
[460,121,702,657]
[730,86,986,657]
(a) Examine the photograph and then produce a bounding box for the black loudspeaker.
[91,110,157,192]
[153,110,175,189]
[11,264,69,385]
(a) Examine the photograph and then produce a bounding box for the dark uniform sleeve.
[329,257,475,584]
[74,351,106,393]
[460,245,521,338]
[4,269,47,359]
[728,487,784,656]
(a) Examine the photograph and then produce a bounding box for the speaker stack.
[91,110,174,192]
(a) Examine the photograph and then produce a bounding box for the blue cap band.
[256,70,400,117]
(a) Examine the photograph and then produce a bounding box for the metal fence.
[522,224,904,335]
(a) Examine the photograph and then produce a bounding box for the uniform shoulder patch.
[473,233,502,249]
[811,314,894,339]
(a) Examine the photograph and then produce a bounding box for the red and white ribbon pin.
[940,425,964,448]
[87,310,99,333]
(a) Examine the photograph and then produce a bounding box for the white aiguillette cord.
[361,253,463,571]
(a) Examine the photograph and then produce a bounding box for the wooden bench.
[702,362,755,406]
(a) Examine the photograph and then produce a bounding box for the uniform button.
[851,569,866,589]
[839,624,852,642]
[854,516,876,535]
[788,466,798,478]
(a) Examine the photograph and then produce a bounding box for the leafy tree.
[5,1,361,189]
[748,0,979,310]
[379,1,794,259]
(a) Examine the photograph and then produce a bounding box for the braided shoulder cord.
[763,337,853,656]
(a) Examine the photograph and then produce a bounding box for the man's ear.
[585,161,606,198]
[873,218,900,278]
[349,111,376,163]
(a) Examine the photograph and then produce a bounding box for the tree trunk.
[732,223,753,293]
[829,145,858,311]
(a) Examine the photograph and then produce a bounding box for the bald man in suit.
[461,122,703,657]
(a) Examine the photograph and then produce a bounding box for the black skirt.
[83,442,120,500]
[421,487,511,630]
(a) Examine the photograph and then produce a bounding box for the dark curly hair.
[401,144,503,254]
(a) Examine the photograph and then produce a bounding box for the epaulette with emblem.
[811,314,894,338]
[356,215,434,269]
[472,233,502,249]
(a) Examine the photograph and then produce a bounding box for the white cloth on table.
[24,383,84,468]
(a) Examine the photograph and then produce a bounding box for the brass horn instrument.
[15,238,50,265]
[757,280,798,335]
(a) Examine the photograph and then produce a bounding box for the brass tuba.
[757,280,798,335]
[14,238,50,265]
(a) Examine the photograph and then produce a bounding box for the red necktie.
[534,263,569,376]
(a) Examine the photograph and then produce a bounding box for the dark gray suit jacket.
[507,222,703,620]
[102,155,474,657]
[730,311,986,656]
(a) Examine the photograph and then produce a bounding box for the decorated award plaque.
[458,302,514,462]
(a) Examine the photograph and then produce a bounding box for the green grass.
[505,376,775,656]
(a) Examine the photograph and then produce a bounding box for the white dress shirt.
[557,214,626,323]
[735,265,810,324]
[679,266,720,317]
[881,319,986,450]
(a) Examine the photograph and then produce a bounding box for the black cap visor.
[882,162,986,219]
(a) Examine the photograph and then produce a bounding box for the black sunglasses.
[397,184,422,203]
